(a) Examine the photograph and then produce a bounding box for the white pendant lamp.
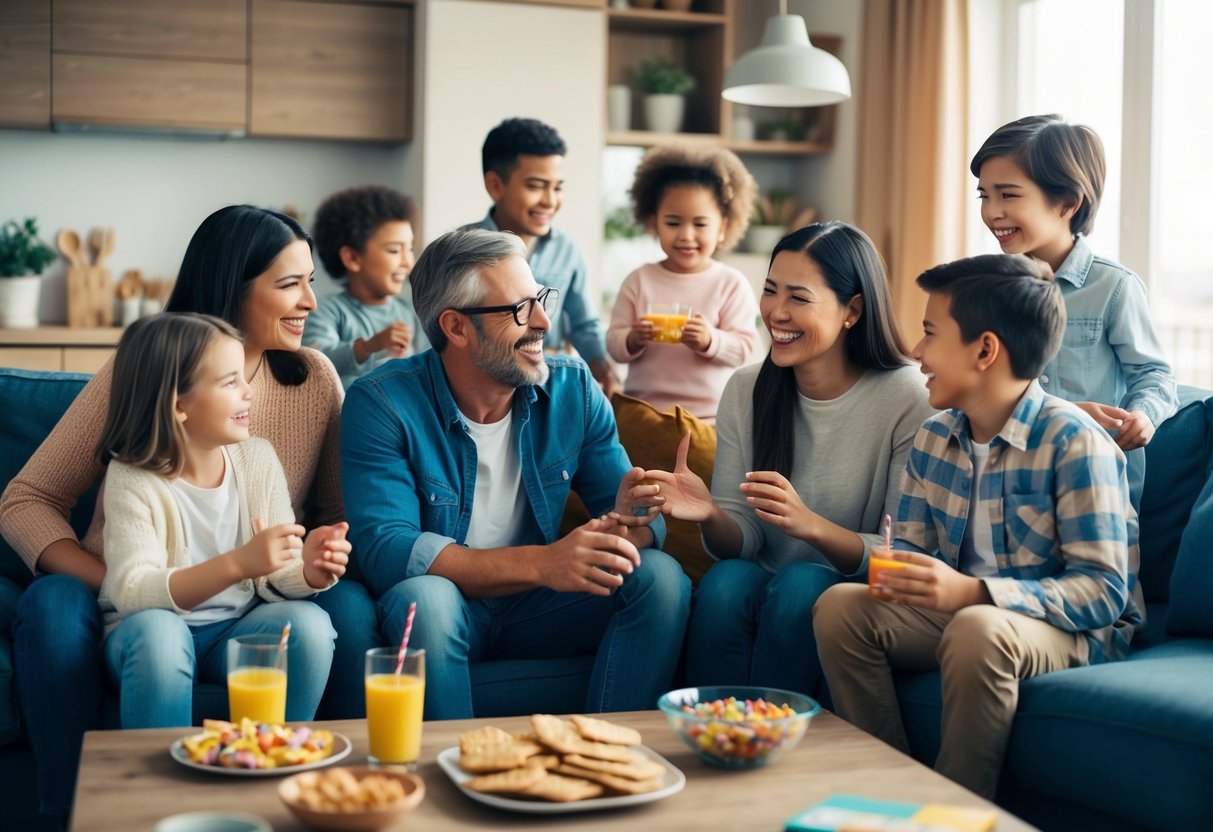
[722,1,852,107]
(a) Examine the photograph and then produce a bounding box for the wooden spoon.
[90,227,115,269]
[58,229,86,267]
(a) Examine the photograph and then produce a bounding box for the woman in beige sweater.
[0,206,345,821]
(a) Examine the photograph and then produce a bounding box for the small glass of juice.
[365,647,426,769]
[868,549,910,600]
[227,635,288,725]
[643,303,692,343]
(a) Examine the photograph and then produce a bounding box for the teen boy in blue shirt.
[814,254,1143,799]
[463,117,621,398]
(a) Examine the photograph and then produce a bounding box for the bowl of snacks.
[279,766,425,830]
[657,686,820,769]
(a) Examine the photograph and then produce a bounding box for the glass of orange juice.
[227,635,288,724]
[365,647,426,768]
[643,303,692,343]
[868,549,910,600]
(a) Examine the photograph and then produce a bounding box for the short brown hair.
[313,185,416,279]
[96,313,243,477]
[970,114,1105,237]
[629,144,756,251]
[917,254,1065,380]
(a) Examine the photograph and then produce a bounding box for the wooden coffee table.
[71,710,1037,830]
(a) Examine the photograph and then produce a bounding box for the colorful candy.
[180,718,336,770]
[674,697,806,765]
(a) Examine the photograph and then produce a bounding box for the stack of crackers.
[458,714,665,803]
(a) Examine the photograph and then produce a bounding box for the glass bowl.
[657,685,820,769]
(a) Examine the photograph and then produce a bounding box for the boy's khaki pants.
[813,584,1089,799]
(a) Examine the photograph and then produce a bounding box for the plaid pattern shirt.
[896,381,1144,663]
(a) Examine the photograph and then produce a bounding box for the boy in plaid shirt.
[814,254,1143,799]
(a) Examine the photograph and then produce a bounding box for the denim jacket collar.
[946,380,1045,453]
[1053,234,1094,289]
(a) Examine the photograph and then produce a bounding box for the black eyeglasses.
[455,286,559,327]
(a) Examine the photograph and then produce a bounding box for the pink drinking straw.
[883,513,892,552]
[275,621,291,671]
[394,602,417,676]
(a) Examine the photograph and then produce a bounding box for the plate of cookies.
[437,714,686,813]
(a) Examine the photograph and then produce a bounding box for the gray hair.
[411,228,527,351]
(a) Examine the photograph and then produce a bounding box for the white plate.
[436,744,686,814]
[169,731,352,777]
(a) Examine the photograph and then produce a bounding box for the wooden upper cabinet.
[54,0,247,62]
[0,0,51,128]
[250,0,412,142]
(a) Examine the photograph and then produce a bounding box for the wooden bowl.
[278,766,424,831]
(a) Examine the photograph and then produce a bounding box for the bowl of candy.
[657,686,820,769]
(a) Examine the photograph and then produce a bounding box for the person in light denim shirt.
[340,228,690,719]
[971,115,1178,505]
[462,117,622,398]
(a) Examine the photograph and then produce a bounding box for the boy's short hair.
[628,143,757,252]
[970,114,1105,237]
[313,185,415,279]
[481,118,567,181]
[917,254,1065,380]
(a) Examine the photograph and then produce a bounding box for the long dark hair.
[166,205,313,386]
[752,222,911,476]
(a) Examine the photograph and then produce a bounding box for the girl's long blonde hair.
[96,312,243,478]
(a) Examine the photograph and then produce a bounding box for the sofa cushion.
[0,577,22,744]
[0,369,94,588]
[610,394,716,584]
[1138,394,1213,603]
[468,656,594,718]
[1167,472,1213,637]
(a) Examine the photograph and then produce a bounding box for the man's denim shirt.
[340,350,663,598]
[463,210,607,363]
[1042,235,1178,428]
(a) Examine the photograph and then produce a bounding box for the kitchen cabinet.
[250,0,412,142]
[0,327,122,374]
[0,0,50,128]
[51,0,247,132]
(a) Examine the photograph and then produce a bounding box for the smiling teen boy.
[813,254,1144,800]
[463,118,621,398]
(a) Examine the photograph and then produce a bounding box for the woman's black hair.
[166,205,313,386]
[752,222,912,476]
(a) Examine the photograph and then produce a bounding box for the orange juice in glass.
[868,549,909,600]
[365,647,425,768]
[643,303,692,343]
[227,635,288,724]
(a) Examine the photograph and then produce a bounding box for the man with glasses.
[339,228,691,719]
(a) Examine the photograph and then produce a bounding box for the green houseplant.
[745,192,819,254]
[0,218,57,328]
[630,57,696,133]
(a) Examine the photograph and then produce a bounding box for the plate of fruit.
[170,718,351,777]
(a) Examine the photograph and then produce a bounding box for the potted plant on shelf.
[629,56,696,134]
[745,192,819,254]
[0,218,57,329]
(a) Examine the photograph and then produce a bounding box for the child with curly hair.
[305,185,429,388]
[607,145,760,420]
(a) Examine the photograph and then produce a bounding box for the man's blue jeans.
[103,601,335,728]
[686,559,847,696]
[13,575,103,818]
[380,549,690,719]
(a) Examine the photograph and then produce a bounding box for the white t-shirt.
[462,410,528,550]
[958,440,999,578]
[168,446,255,624]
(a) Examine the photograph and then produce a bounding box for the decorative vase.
[744,224,787,255]
[0,275,42,328]
[644,94,685,134]
[608,84,632,132]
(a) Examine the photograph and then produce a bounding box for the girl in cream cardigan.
[97,313,349,729]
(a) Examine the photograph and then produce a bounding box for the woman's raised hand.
[741,471,816,540]
[642,432,716,522]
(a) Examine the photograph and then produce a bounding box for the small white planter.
[644,94,686,134]
[745,225,787,255]
[0,275,42,328]
[608,84,632,132]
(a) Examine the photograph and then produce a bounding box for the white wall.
[0,129,409,322]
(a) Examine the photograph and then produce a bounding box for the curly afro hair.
[482,117,568,180]
[313,185,416,279]
[628,144,756,252]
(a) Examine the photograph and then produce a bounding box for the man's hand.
[680,313,713,353]
[872,550,991,612]
[610,467,664,527]
[741,471,816,540]
[535,517,641,596]
[642,432,715,522]
[302,521,351,588]
[235,518,304,580]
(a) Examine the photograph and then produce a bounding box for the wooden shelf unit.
[0,326,122,373]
